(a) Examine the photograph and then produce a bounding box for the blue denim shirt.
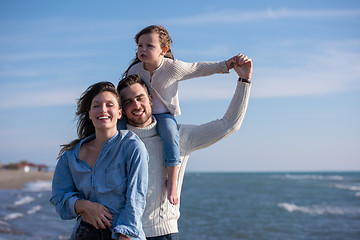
[50,130,148,240]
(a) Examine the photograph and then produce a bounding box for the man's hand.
[118,234,130,240]
[234,53,253,80]
[75,200,113,230]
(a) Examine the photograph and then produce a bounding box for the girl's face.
[88,91,122,131]
[137,33,168,65]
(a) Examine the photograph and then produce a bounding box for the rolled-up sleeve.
[50,154,83,220]
[113,140,148,239]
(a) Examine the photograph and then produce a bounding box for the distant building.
[1,160,48,172]
[19,161,48,172]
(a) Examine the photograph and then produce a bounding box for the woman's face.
[88,91,121,130]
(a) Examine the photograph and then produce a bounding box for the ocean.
[0,172,359,240]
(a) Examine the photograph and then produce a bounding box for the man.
[117,54,252,239]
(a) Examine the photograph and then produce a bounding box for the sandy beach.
[0,169,53,189]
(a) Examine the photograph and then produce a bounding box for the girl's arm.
[171,59,230,82]
[169,53,243,82]
[112,140,149,239]
[50,154,84,220]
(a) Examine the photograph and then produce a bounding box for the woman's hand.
[75,199,113,230]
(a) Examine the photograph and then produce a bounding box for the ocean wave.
[279,174,344,181]
[4,213,23,221]
[23,180,52,192]
[58,234,72,240]
[333,184,360,191]
[0,220,11,233]
[278,202,360,215]
[27,205,41,215]
[13,196,35,206]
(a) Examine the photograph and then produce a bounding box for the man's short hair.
[117,74,150,97]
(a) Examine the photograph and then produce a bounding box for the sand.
[0,169,54,189]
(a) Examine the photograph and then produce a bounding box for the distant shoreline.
[0,169,53,189]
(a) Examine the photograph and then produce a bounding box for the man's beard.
[127,112,152,127]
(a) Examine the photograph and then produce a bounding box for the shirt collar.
[74,131,120,157]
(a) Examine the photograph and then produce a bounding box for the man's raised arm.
[179,54,253,154]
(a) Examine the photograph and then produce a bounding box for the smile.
[133,110,144,117]
[98,115,110,120]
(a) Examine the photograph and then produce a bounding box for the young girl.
[122,25,239,205]
[51,82,148,240]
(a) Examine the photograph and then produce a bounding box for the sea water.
[0,172,359,240]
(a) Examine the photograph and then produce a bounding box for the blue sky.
[0,0,359,172]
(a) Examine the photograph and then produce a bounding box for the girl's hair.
[123,25,174,78]
[58,81,121,158]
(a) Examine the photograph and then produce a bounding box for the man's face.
[120,83,153,128]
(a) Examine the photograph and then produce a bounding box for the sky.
[0,0,359,172]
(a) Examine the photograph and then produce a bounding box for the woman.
[51,82,148,240]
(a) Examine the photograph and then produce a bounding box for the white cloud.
[1,8,359,108]
[0,88,81,109]
[179,74,236,101]
[165,8,360,25]
[0,51,103,62]
[2,40,359,109]
[265,8,360,18]
[179,41,360,100]
[0,17,136,47]
[176,45,233,59]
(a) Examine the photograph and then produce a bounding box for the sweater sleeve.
[179,81,251,155]
[169,59,230,82]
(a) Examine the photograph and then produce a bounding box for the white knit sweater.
[128,58,230,116]
[127,81,251,237]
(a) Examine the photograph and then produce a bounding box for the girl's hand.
[226,56,237,70]
[75,200,113,230]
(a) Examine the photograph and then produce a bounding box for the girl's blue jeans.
[117,113,180,166]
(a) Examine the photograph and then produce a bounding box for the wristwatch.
[238,77,251,84]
